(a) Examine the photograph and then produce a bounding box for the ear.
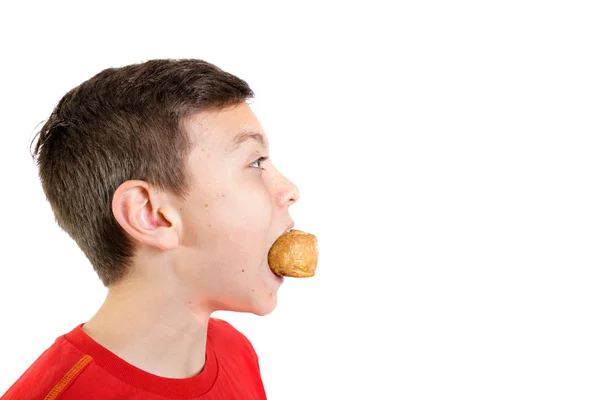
[111,180,181,251]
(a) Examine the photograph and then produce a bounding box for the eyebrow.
[226,130,268,153]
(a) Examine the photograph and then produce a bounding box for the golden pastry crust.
[268,229,318,278]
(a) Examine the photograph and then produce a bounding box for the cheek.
[181,176,274,260]
[218,180,273,226]
[210,194,270,232]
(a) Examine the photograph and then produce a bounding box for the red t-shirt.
[1,318,267,399]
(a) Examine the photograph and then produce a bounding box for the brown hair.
[31,59,254,286]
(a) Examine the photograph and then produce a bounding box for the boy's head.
[32,59,299,316]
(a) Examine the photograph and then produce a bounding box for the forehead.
[182,103,267,150]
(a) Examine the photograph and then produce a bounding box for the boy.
[2,59,299,399]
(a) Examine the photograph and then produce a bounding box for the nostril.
[290,187,299,203]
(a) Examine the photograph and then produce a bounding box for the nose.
[277,175,300,209]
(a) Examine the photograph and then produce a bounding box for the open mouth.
[266,222,294,282]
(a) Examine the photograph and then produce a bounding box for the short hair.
[31,59,254,286]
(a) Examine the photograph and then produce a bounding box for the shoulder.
[2,333,90,400]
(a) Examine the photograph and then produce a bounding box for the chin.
[253,305,276,316]
[249,296,278,316]
[217,287,279,316]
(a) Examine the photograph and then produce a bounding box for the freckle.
[252,289,254,292]
[188,301,192,305]
[204,204,208,208]
[221,194,225,197]
[242,269,245,272]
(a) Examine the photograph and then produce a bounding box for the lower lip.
[271,270,284,284]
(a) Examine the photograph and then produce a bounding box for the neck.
[82,272,212,379]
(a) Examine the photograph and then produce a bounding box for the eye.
[250,156,268,170]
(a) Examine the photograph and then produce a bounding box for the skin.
[82,102,299,379]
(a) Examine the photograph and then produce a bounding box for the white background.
[1,1,599,399]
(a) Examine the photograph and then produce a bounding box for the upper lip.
[284,221,295,234]
[270,222,296,249]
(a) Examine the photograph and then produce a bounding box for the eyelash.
[250,156,268,170]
